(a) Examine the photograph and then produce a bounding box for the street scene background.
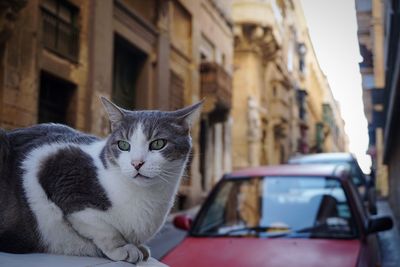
[1,0,400,266]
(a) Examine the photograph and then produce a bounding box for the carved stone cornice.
[0,0,27,44]
[234,23,280,62]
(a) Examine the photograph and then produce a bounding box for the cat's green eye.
[150,139,167,150]
[117,140,130,151]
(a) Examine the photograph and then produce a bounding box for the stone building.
[355,0,388,196]
[0,0,234,209]
[356,0,400,227]
[231,0,347,169]
[382,0,400,231]
[1,0,348,209]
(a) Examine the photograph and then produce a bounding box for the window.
[171,1,192,56]
[38,72,76,126]
[298,43,307,74]
[316,122,324,152]
[41,0,79,61]
[112,35,147,110]
[296,89,308,120]
[362,74,375,89]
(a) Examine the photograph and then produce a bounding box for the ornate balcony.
[200,62,232,119]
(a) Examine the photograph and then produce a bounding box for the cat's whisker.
[160,168,190,176]
[160,170,189,179]
[157,176,173,186]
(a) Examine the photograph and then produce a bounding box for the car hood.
[162,237,360,267]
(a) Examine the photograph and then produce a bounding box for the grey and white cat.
[0,97,202,263]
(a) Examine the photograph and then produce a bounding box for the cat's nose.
[132,160,145,170]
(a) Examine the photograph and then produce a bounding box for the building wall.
[388,121,400,230]
[357,0,400,228]
[382,0,400,230]
[356,0,388,195]
[0,0,93,131]
[172,0,234,206]
[0,0,40,129]
[1,0,349,210]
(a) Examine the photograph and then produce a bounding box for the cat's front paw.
[138,244,151,261]
[105,244,144,263]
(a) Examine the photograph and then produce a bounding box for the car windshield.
[191,176,358,239]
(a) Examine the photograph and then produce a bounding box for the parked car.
[288,153,377,214]
[162,164,392,267]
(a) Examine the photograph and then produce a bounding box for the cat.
[0,97,202,263]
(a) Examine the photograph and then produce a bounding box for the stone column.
[89,0,114,136]
[233,22,280,169]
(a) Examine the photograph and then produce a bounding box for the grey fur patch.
[135,112,191,161]
[0,124,99,253]
[39,146,111,215]
[0,129,34,253]
[0,128,9,178]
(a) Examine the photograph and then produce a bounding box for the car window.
[196,181,235,232]
[192,176,358,239]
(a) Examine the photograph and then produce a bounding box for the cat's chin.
[134,173,150,179]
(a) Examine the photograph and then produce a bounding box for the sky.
[300,0,371,173]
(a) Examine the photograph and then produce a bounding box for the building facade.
[356,0,400,228]
[1,0,348,209]
[231,0,347,170]
[383,0,400,231]
[0,0,234,209]
[356,0,388,196]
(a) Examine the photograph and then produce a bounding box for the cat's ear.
[101,97,125,130]
[172,100,204,128]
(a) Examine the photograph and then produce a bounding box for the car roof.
[288,152,356,164]
[225,164,349,180]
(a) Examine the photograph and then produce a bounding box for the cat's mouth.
[134,173,150,179]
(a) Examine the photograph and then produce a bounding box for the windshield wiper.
[267,225,323,238]
[218,226,290,236]
[268,223,353,238]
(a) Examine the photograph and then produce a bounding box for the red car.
[162,164,392,267]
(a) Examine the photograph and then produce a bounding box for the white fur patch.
[94,123,186,242]
[22,143,98,255]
